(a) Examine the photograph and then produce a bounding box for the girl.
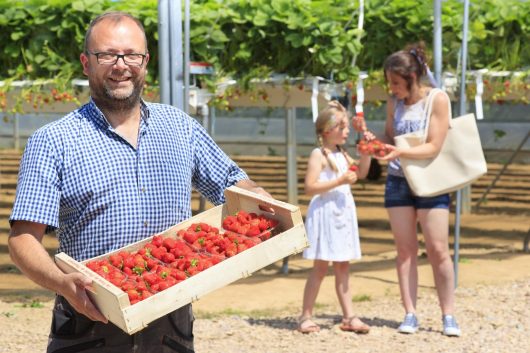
[377,42,461,336]
[298,101,371,334]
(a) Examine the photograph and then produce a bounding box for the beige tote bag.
[394,88,487,197]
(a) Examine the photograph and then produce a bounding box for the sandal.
[339,316,370,334]
[297,316,320,334]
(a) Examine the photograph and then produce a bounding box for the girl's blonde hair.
[315,100,353,172]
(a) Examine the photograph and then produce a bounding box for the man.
[9,11,271,353]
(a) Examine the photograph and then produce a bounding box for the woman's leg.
[387,206,419,313]
[418,208,455,315]
[301,260,329,318]
[332,261,354,318]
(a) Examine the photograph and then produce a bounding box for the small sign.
[190,62,214,75]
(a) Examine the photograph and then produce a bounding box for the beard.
[90,72,145,114]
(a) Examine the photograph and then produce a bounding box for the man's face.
[80,17,150,112]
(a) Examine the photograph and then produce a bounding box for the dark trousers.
[47,295,194,353]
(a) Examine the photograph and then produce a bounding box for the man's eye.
[99,54,115,60]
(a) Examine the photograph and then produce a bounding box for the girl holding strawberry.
[375,42,461,337]
[298,101,372,334]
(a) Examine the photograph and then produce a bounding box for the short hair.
[83,11,148,53]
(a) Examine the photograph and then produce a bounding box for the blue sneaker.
[398,313,419,334]
[442,315,461,337]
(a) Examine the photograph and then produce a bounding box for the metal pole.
[183,0,190,113]
[459,0,471,215]
[14,113,20,150]
[281,106,298,274]
[433,0,442,86]
[198,103,209,212]
[169,0,184,109]
[454,0,470,289]
[158,0,170,104]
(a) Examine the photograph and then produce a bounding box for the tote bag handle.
[420,88,452,143]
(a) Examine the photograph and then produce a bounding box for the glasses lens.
[123,54,144,66]
[97,53,118,64]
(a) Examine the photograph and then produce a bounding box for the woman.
[377,42,461,337]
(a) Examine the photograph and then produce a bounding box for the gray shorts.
[47,295,194,353]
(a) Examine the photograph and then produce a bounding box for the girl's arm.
[304,149,356,197]
[379,91,450,161]
[355,153,372,179]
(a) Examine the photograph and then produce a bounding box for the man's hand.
[60,272,108,323]
[235,179,273,199]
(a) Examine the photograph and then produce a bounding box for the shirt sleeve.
[10,128,62,232]
[190,119,248,205]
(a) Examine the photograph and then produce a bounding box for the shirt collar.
[85,98,150,130]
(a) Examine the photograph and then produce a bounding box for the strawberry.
[162,237,178,251]
[246,225,261,237]
[109,254,123,269]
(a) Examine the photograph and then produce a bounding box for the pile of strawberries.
[352,111,391,157]
[85,211,279,305]
[357,139,392,157]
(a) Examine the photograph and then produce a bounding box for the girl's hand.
[375,144,400,161]
[339,170,358,185]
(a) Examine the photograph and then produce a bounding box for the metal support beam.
[433,0,442,86]
[281,107,298,274]
[158,0,170,105]
[475,131,530,210]
[168,0,184,109]
[454,0,470,288]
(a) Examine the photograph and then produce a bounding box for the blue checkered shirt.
[10,99,248,261]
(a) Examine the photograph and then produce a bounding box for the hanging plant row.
[0,0,528,114]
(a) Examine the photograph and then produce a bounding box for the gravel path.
[1,277,528,353]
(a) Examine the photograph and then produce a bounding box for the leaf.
[493,129,506,141]
[210,29,229,43]
[285,33,304,48]
[34,55,46,64]
[10,32,24,41]
[253,10,269,27]
[71,1,85,12]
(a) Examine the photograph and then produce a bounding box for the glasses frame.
[87,51,147,67]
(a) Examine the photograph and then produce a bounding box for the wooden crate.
[55,186,308,334]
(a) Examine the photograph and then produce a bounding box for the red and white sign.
[190,62,214,75]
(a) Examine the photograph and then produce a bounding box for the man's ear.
[80,53,89,76]
[144,52,150,66]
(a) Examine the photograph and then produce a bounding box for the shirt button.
[144,221,148,227]
[141,187,146,193]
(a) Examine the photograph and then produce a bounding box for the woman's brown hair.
[383,41,429,91]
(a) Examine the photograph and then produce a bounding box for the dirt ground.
[0,206,529,352]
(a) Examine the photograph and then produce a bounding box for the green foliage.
[190,0,362,86]
[358,0,529,71]
[0,0,528,103]
[352,294,372,302]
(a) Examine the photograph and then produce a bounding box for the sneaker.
[398,313,419,334]
[442,315,461,337]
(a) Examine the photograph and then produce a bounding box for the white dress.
[303,149,362,261]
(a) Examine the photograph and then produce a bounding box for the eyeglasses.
[87,51,147,66]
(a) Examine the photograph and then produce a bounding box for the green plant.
[352,294,372,302]
[0,0,528,113]
[17,299,44,308]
